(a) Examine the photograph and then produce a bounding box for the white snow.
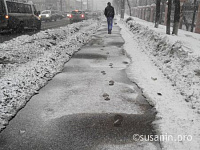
[118,16,200,150]
[0,19,101,131]
[0,14,200,150]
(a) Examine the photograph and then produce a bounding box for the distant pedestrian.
[104,2,115,34]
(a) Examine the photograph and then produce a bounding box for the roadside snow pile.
[125,17,200,114]
[119,16,200,150]
[0,20,101,131]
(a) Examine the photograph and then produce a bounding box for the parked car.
[39,10,57,22]
[0,0,41,32]
[68,10,86,23]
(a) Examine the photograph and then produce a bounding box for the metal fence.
[128,2,200,33]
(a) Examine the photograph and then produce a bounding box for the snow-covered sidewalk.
[118,17,200,150]
[0,20,101,131]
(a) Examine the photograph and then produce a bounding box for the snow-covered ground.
[1,14,200,149]
[0,19,101,131]
[118,16,200,149]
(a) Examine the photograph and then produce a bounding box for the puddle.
[107,41,124,47]
[73,53,107,60]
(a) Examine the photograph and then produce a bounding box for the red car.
[68,10,86,23]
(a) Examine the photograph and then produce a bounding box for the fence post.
[140,7,142,19]
[195,3,200,33]
[135,7,138,17]
[142,6,145,20]
[145,6,148,21]
[150,4,156,22]
[144,7,147,20]
[146,5,151,21]
[141,7,143,19]
[135,7,137,17]
[138,7,141,19]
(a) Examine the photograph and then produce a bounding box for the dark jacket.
[104,5,115,18]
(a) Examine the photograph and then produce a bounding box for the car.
[0,0,41,32]
[68,10,86,23]
[39,10,57,22]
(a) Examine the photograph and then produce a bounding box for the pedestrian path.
[0,21,160,150]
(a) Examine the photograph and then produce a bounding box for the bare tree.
[127,0,132,16]
[160,0,165,24]
[155,0,161,28]
[166,0,172,34]
[191,0,197,32]
[172,0,180,35]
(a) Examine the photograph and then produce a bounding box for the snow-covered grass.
[118,16,200,150]
[0,19,101,131]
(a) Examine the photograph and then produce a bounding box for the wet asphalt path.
[0,21,160,150]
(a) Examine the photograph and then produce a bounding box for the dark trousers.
[107,17,113,31]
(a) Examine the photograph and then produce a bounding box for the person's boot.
[108,30,111,34]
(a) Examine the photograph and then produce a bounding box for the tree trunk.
[191,0,197,32]
[172,0,180,35]
[159,0,165,24]
[155,0,161,28]
[127,0,132,16]
[166,0,172,34]
[121,0,125,19]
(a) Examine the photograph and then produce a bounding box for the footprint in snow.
[109,80,114,86]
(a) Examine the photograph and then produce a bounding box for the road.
[0,21,161,150]
[0,18,70,43]
[41,18,70,30]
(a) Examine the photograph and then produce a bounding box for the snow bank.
[0,20,101,131]
[125,17,200,114]
[119,17,200,150]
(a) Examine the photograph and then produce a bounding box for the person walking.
[104,2,115,34]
